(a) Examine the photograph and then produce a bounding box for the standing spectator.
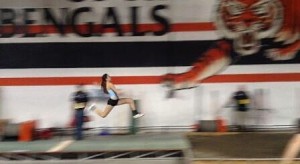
[226,85,251,131]
[71,84,89,140]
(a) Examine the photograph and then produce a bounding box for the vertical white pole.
[194,86,203,121]
[210,90,220,119]
[296,88,300,117]
[0,88,2,118]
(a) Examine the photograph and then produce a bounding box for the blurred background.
[0,0,299,163]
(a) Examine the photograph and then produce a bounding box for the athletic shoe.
[133,113,144,119]
[86,103,96,112]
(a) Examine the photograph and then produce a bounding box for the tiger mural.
[162,0,300,95]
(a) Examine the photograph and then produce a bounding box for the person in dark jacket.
[71,84,89,140]
[226,85,251,131]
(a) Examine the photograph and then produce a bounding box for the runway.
[0,132,191,164]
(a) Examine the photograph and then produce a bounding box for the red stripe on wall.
[171,23,215,32]
[1,22,216,34]
[202,73,300,83]
[1,73,300,86]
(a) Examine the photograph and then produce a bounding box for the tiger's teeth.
[275,31,290,42]
[265,49,296,61]
[284,32,299,45]
[265,49,279,59]
[279,51,296,60]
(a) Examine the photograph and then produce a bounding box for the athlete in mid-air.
[87,73,144,119]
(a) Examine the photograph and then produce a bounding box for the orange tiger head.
[215,0,283,56]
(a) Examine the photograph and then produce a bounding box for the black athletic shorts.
[107,99,119,106]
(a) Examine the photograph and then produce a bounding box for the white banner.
[0,0,218,42]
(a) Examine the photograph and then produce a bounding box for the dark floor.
[187,132,295,158]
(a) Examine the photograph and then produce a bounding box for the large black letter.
[43,8,68,35]
[151,5,170,36]
[0,9,16,38]
[101,7,123,36]
[23,8,38,37]
[71,7,94,37]
[130,7,146,36]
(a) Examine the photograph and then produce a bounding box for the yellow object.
[74,103,85,109]
[238,99,250,104]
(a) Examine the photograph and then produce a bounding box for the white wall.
[1,65,300,129]
[0,0,299,129]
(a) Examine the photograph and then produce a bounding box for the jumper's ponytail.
[101,74,108,94]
